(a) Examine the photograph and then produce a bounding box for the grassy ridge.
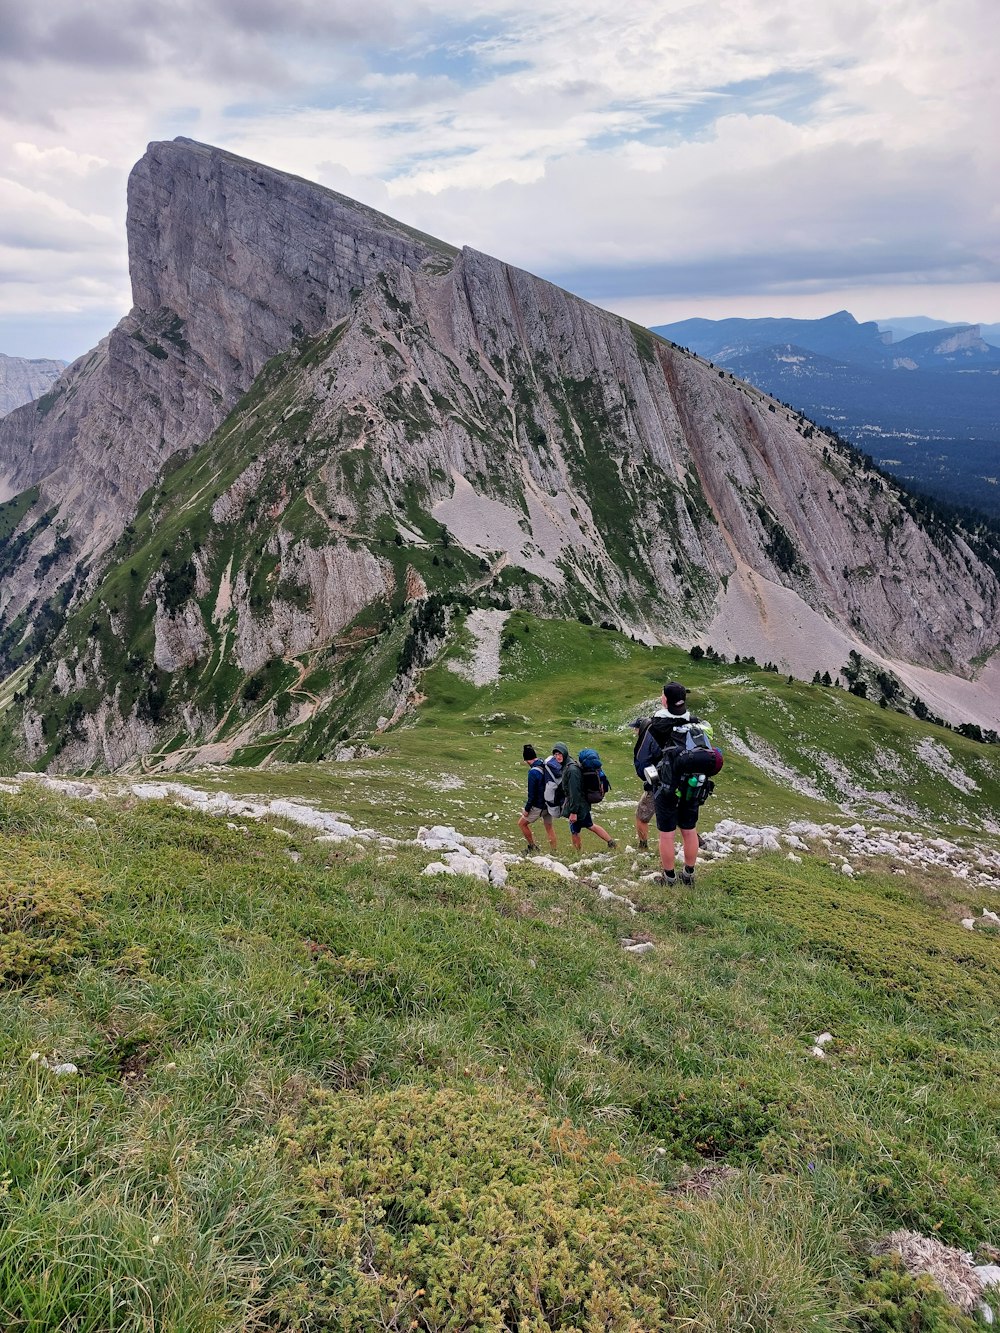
[2,626,999,1329]
[194,616,1000,839]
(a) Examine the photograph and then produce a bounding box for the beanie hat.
[523,744,537,761]
[663,681,687,713]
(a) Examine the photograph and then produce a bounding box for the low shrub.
[280,1085,679,1330]
[0,841,99,985]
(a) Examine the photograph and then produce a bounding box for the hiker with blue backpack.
[634,681,723,887]
[518,744,560,854]
[558,743,617,853]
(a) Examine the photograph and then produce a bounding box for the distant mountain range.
[878,315,1000,345]
[0,353,66,417]
[650,311,1000,518]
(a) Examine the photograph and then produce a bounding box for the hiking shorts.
[568,811,594,832]
[522,805,550,824]
[636,789,655,825]
[654,789,699,833]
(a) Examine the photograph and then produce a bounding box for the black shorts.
[654,788,699,832]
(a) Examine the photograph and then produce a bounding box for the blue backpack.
[578,748,610,804]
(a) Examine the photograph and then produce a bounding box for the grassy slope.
[2,623,999,1330]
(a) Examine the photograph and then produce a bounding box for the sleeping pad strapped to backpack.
[656,724,724,805]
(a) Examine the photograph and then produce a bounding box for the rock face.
[0,139,451,604]
[0,354,65,420]
[1,138,999,771]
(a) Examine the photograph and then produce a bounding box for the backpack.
[633,725,659,782]
[542,759,565,815]
[578,748,610,805]
[656,724,723,803]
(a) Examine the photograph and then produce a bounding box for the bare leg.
[541,812,558,851]
[590,822,615,847]
[517,812,536,847]
[659,829,677,872]
[680,826,699,869]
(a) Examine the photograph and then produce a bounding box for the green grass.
[1,623,1000,1328]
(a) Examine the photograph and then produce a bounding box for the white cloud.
[0,0,997,358]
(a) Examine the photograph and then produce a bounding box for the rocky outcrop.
[153,599,210,671]
[0,138,452,613]
[0,353,65,419]
[232,537,393,672]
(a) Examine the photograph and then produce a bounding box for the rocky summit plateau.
[0,137,998,772]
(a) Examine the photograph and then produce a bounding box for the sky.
[1,0,998,361]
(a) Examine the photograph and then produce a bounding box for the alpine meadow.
[1,139,999,1331]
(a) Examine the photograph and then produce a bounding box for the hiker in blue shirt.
[518,744,559,854]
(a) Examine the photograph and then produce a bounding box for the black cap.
[523,744,537,761]
[663,682,687,712]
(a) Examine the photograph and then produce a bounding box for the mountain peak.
[127,137,454,387]
[2,142,999,773]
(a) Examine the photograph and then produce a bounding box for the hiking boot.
[637,838,648,851]
[523,843,538,856]
[680,868,695,887]
[653,872,677,888]
[606,839,617,850]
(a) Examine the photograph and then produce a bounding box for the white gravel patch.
[722,730,827,801]
[446,608,509,688]
[915,738,980,793]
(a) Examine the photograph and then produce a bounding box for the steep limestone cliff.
[0,139,453,609]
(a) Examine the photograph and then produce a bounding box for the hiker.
[629,716,655,851]
[558,743,617,853]
[645,681,720,888]
[518,744,559,854]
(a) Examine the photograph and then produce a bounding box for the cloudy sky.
[1,0,997,360]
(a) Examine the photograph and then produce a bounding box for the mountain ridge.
[1,140,999,772]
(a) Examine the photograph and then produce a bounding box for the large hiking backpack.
[578,748,610,805]
[542,759,565,816]
[656,723,723,804]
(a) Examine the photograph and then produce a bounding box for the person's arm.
[525,766,541,811]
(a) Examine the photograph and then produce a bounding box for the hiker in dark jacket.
[557,743,616,853]
[648,681,705,888]
[518,744,558,853]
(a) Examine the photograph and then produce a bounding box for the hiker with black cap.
[557,742,617,854]
[518,744,559,854]
[647,681,709,888]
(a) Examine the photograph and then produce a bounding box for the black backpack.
[656,725,722,804]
